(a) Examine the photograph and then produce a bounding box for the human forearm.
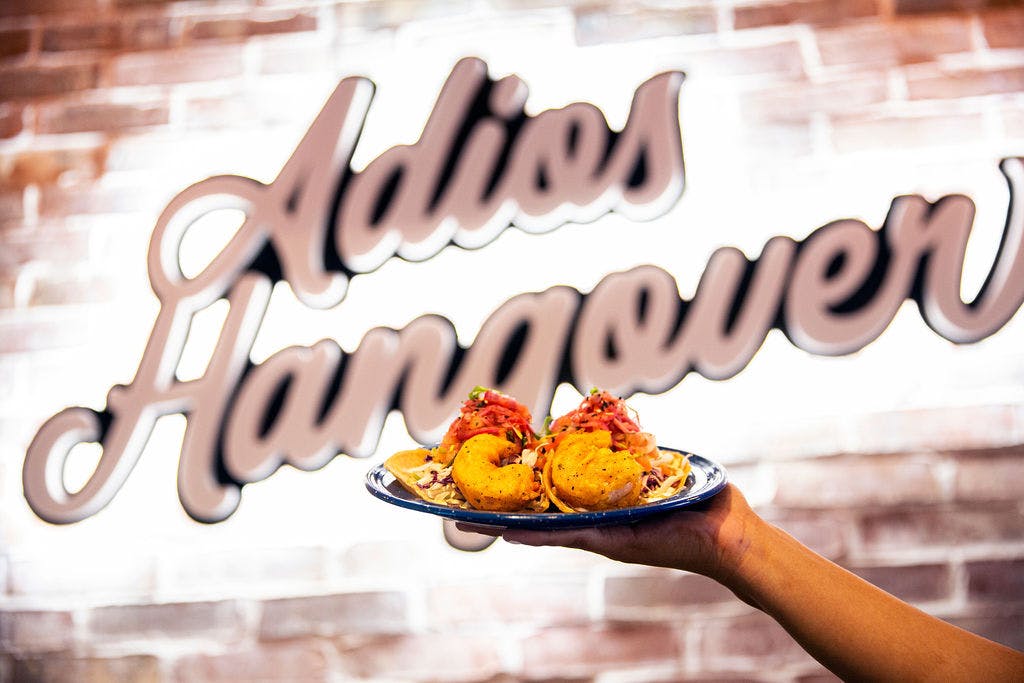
[498,484,1024,680]
[722,518,1024,682]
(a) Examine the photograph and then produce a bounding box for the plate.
[364,448,727,530]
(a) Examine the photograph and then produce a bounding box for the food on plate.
[383,387,690,514]
[541,389,691,512]
[451,433,544,512]
[384,386,547,511]
[383,447,467,508]
[544,430,645,511]
[435,386,538,465]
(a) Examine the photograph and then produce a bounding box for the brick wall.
[2,0,1024,681]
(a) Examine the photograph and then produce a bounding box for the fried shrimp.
[382,386,690,514]
[451,434,543,512]
[544,430,644,512]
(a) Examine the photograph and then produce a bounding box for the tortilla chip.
[383,448,438,502]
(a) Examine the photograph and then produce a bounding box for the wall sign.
[23,58,1024,525]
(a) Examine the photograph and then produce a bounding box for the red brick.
[173,641,331,683]
[0,610,75,653]
[330,1,449,30]
[37,102,169,134]
[953,448,1024,502]
[0,189,23,223]
[44,16,179,53]
[39,182,172,217]
[892,15,975,61]
[734,0,879,29]
[11,655,159,683]
[858,505,1024,552]
[108,47,244,87]
[742,76,888,122]
[0,29,32,60]
[0,63,99,99]
[771,454,943,509]
[427,576,589,626]
[966,558,1024,602]
[762,512,847,559]
[123,17,177,51]
[188,12,318,42]
[0,0,100,17]
[684,41,806,79]
[336,633,505,681]
[795,672,843,683]
[817,25,898,67]
[0,225,91,268]
[983,8,1024,48]
[28,270,120,306]
[604,570,736,619]
[831,112,987,153]
[851,563,953,603]
[259,591,408,640]
[0,273,14,306]
[42,22,119,52]
[897,15,974,59]
[947,611,1024,650]
[0,105,23,138]
[816,17,973,67]
[0,146,107,189]
[478,677,595,683]
[848,405,1019,453]
[522,624,682,678]
[114,0,182,6]
[907,65,1024,100]
[86,600,246,641]
[896,0,1020,14]
[699,612,813,666]
[574,6,717,46]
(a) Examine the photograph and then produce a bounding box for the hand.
[461,484,1024,681]
[459,483,761,586]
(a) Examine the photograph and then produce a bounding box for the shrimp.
[451,434,542,511]
[544,430,643,512]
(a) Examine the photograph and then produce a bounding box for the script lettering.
[23,58,686,523]
[21,53,1024,526]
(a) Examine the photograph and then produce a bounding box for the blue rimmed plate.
[364,448,727,530]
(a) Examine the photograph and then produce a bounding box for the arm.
[489,484,1024,682]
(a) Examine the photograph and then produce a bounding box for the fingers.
[452,523,607,552]
[502,527,609,551]
[454,522,505,536]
